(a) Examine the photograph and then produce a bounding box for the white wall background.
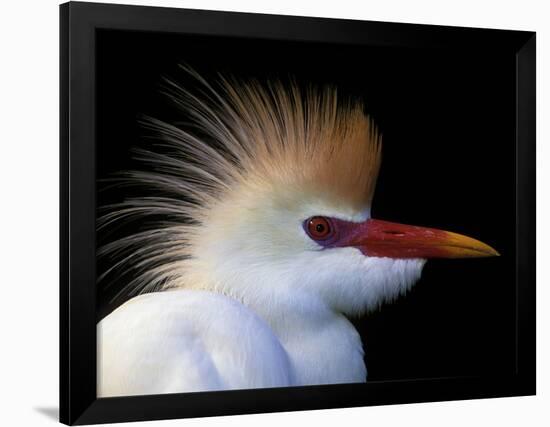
[0,0,547,425]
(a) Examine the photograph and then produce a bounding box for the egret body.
[97,71,498,397]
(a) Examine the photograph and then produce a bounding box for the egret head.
[99,69,498,317]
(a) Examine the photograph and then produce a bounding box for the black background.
[97,29,516,382]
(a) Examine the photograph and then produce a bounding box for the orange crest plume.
[218,78,382,210]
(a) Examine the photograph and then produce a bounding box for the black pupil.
[316,223,325,233]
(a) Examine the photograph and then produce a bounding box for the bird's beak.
[349,219,499,259]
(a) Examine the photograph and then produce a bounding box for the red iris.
[306,216,333,240]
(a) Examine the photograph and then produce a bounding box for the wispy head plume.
[98,66,382,300]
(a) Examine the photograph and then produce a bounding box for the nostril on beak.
[383,230,406,237]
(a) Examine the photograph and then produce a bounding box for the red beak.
[346,219,499,259]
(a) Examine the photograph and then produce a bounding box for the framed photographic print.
[60,1,536,424]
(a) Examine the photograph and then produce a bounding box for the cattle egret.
[97,69,499,397]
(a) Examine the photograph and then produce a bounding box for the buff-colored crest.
[217,78,382,209]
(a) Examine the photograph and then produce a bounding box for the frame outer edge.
[59,2,537,424]
[62,2,100,424]
[515,33,536,394]
[59,2,70,424]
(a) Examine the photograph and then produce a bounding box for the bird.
[96,68,499,397]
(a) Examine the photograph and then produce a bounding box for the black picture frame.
[60,1,536,425]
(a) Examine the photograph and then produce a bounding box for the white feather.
[98,290,293,396]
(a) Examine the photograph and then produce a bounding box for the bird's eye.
[305,216,333,241]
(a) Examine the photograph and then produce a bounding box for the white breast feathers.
[97,290,293,397]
